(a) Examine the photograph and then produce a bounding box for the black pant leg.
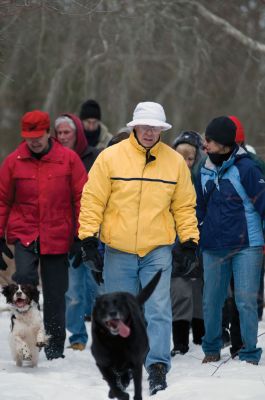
[229,295,243,354]
[12,240,40,285]
[40,254,69,358]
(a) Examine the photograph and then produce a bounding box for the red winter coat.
[0,138,87,254]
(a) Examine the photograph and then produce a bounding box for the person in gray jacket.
[171,130,205,355]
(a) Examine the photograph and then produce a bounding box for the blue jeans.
[202,246,263,363]
[104,245,172,371]
[65,259,99,345]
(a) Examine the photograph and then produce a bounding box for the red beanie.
[21,110,50,138]
[229,116,245,144]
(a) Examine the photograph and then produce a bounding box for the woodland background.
[0,0,265,161]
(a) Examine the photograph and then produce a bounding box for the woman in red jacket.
[0,110,87,360]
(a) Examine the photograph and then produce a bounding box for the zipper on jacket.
[135,152,154,252]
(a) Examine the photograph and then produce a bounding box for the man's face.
[56,122,76,150]
[82,118,99,131]
[134,126,161,148]
[25,132,50,153]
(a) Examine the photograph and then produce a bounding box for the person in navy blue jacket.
[196,116,265,365]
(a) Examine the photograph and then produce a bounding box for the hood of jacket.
[56,113,88,157]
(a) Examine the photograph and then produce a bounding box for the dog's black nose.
[109,311,118,318]
[16,291,23,297]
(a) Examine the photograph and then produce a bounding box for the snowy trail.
[1,294,265,400]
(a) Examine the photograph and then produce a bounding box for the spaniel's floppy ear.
[2,284,17,303]
[24,284,40,304]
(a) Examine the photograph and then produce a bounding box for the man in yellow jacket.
[78,101,199,395]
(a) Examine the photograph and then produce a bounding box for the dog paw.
[16,359,22,367]
[108,389,129,400]
[23,353,32,361]
[118,393,129,400]
[21,345,32,360]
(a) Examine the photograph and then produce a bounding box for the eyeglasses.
[137,125,162,134]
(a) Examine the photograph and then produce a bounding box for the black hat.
[79,99,101,120]
[205,116,236,146]
[172,130,203,149]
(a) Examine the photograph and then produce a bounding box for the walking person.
[79,99,113,150]
[77,102,199,395]
[0,110,87,360]
[170,131,205,355]
[196,116,265,365]
[54,113,101,351]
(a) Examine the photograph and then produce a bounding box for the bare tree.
[0,0,265,160]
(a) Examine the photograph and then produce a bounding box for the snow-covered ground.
[1,292,265,400]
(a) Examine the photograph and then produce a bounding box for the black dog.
[91,270,162,400]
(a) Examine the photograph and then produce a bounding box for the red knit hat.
[21,110,50,138]
[229,115,245,144]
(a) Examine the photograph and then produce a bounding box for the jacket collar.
[129,132,161,157]
[17,138,65,163]
[203,144,247,175]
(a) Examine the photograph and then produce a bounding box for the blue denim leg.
[84,266,100,317]
[104,245,172,371]
[232,246,263,363]
[66,258,98,345]
[202,250,232,355]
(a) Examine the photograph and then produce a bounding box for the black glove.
[69,238,83,269]
[91,270,104,286]
[171,239,198,278]
[81,236,103,273]
[0,238,14,271]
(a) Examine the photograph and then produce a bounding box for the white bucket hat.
[127,102,172,131]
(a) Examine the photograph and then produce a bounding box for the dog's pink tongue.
[118,321,130,338]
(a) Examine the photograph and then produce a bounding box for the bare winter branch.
[184,0,265,53]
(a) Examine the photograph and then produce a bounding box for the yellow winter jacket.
[79,133,199,256]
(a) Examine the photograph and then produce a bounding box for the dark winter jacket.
[196,145,265,251]
[0,139,87,254]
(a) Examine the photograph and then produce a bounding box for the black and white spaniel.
[2,283,48,367]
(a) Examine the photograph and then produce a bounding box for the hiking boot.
[246,360,258,365]
[171,320,190,356]
[45,348,65,360]
[45,343,65,360]
[171,344,189,356]
[148,363,167,396]
[191,318,205,345]
[46,353,65,360]
[67,343,86,351]
[202,354,220,364]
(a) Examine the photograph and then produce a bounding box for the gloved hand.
[171,239,198,278]
[91,271,104,286]
[69,238,83,268]
[81,237,104,285]
[0,238,14,271]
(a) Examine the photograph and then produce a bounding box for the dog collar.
[14,304,32,314]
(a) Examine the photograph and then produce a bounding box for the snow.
[1,292,265,400]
